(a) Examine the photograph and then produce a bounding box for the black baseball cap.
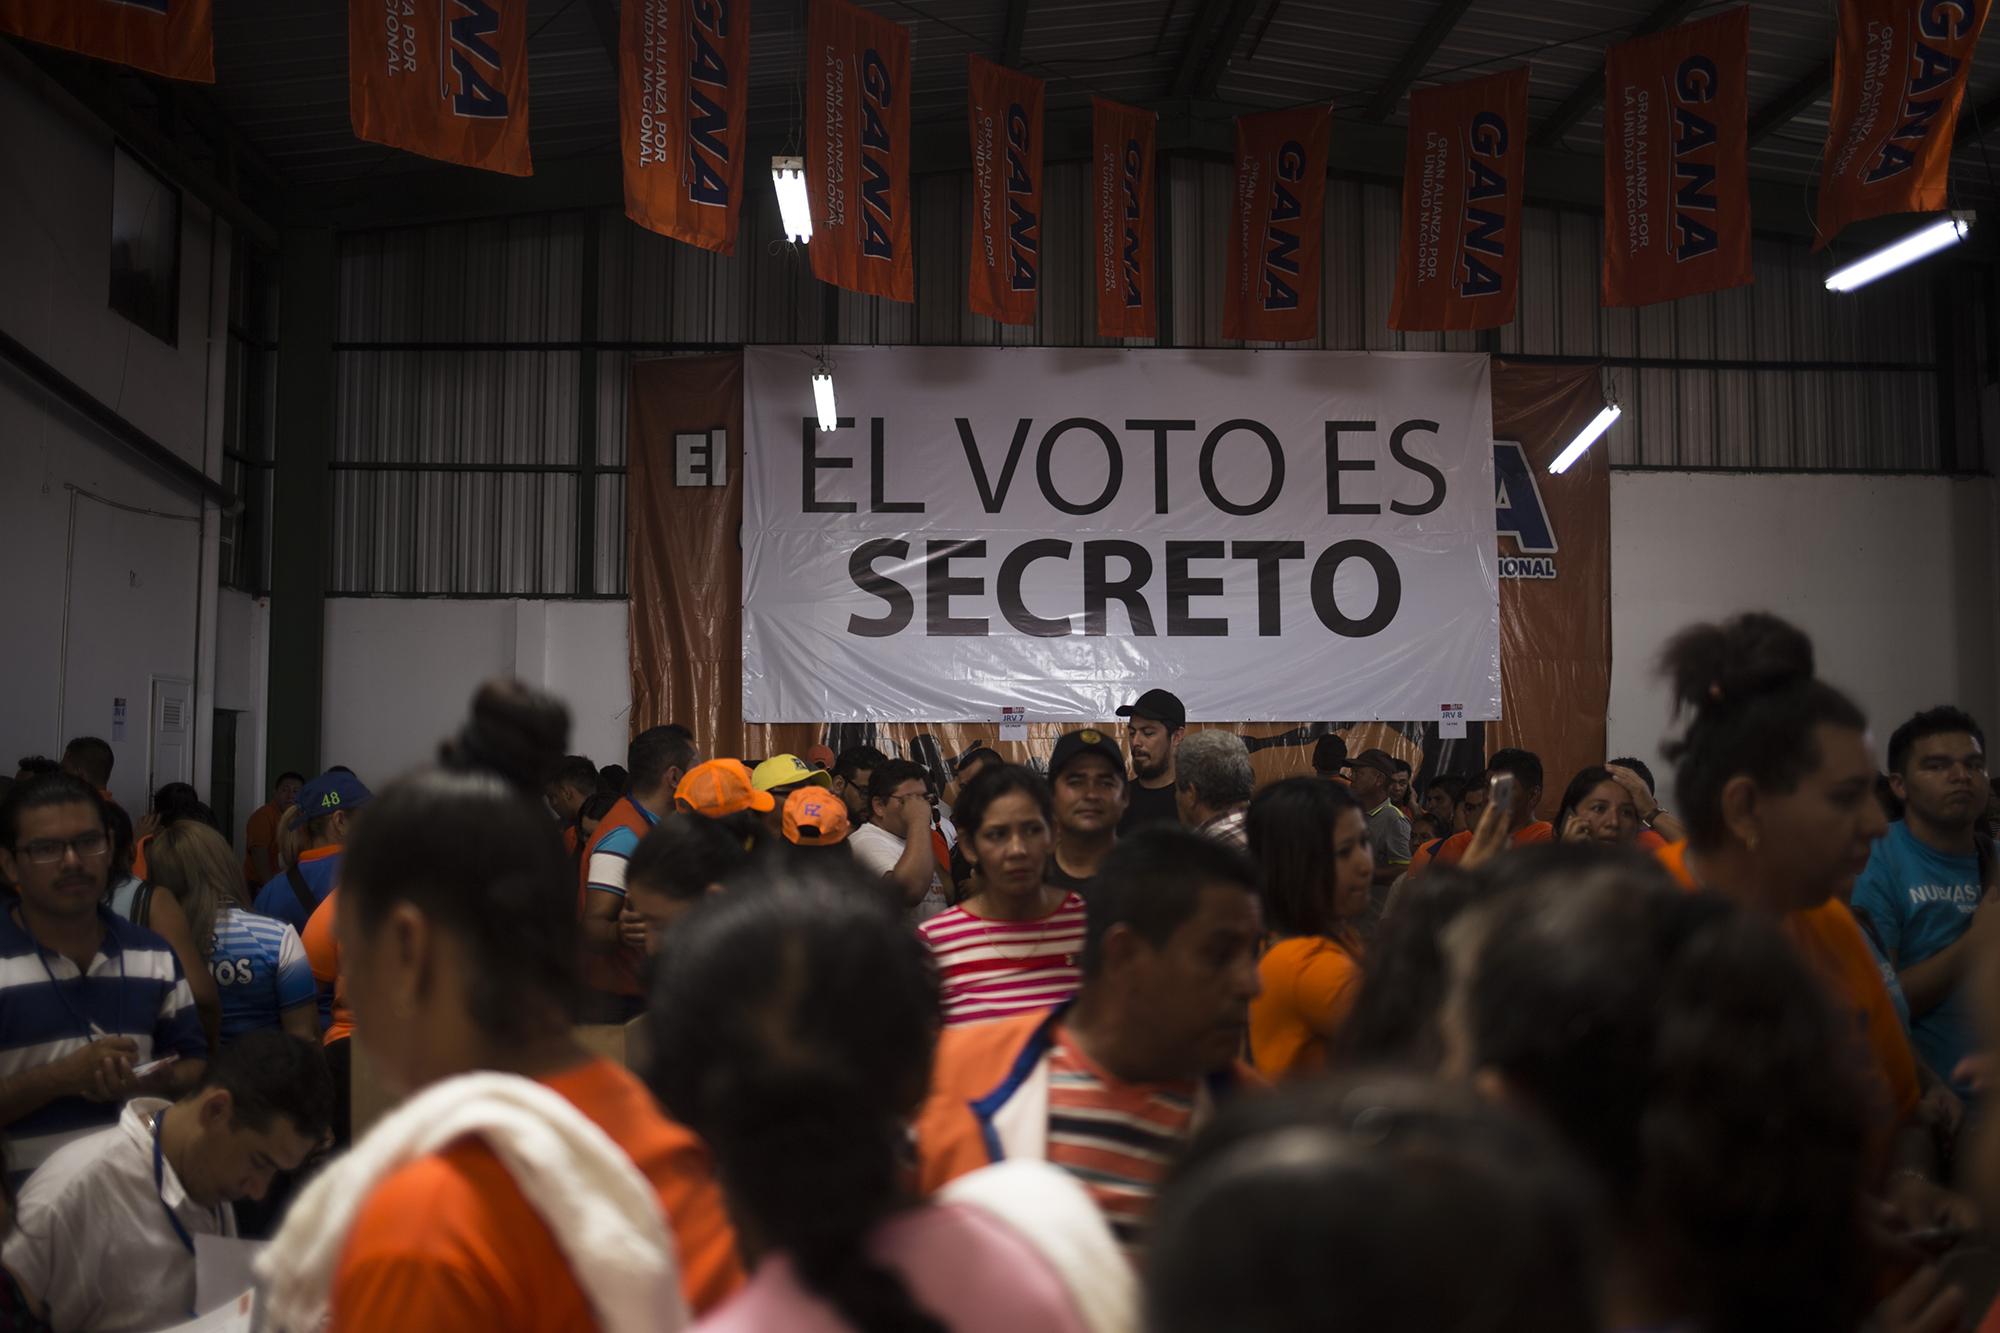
[1115,689,1186,729]
[1049,728,1127,781]
[1350,748,1399,777]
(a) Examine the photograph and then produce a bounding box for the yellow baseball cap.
[750,754,832,793]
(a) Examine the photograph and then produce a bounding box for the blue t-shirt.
[1851,821,1990,1095]
[209,907,316,1043]
[251,851,343,934]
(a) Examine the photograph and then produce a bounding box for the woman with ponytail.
[649,872,1126,1333]
[1652,613,1970,1239]
[256,681,741,1333]
[1445,847,1887,1333]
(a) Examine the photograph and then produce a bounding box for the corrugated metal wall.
[331,165,1942,596]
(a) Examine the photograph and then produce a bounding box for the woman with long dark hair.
[256,682,741,1331]
[1553,765,1641,845]
[650,874,1111,1333]
[1245,777,1372,1077]
[916,766,1085,1026]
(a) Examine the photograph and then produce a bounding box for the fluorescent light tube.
[772,156,812,244]
[1548,404,1621,474]
[811,370,837,432]
[1824,213,1972,292]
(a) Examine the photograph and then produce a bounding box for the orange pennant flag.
[806,0,914,302]
[1092,98,1158,340]
[621,0,752,253]
[1817,0,1992,248]
[0,0,212,82]
[967,56,1045,326]
[1390,68,1529,331]
[349,0,533,177]
[1602,7,1753,305]
[1223,106,1332,344]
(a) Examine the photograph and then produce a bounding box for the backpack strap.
[285,862,318,920]
[132,880,155,930]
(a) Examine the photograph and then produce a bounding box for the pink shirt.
[695,1202,1092,1333]
[917,893,1086,1026]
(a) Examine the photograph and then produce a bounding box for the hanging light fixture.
[811,352,838,432]
[772,155,813,244]
[1824,212,1973,292]
[1549,374,1621,475]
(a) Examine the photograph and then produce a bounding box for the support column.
[266,227,336,780]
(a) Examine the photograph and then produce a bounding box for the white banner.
[742,347,1500,723]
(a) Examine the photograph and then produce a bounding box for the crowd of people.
[0,608,1996,1331]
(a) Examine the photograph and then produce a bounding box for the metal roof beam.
[1000,0,1029,67]
[1364,0,1476,122]
[1195,0,1263,98]
[1531,0,1703,148]
[1169,0,1231,98]
[1747,59,1831,146]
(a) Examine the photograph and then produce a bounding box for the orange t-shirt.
[244,802,283,884]
[329,1057,743,1328]
[302,889,355,1045]
[1250,935,1363,1079]
[1429,821,1555,867]
[1636,829,1668,851]
[1653,841,1920,1140]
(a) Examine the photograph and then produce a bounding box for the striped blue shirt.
[0,905,206,1178]
[209,907,314,1043]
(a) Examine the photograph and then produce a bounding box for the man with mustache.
[1116,689,1187,835]
[0,775,209,1184]
[1853,706,1996,1101]
[1046,729,1128,894]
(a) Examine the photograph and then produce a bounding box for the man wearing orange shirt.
[243,770,304,888]
[1427,749,1553,869]
[254,772,370,937]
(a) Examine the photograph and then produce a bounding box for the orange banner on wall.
[1817,0,1991,247]
[621,0,751,253]
[806,0,913,302]
[1390,68,1529,331]
[626,356,1610,809]
[1223,106,1331,344]
[1603,7,1753,305]
[967,56,1044,326]
[1092,98,1158,340]
[0,0,213,82]
[349,0,532,176]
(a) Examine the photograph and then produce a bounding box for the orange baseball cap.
[674,758,776,817]
[781,786,852,846]
[804,743,837,773]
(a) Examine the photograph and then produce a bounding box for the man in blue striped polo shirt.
[0,774,208,1181]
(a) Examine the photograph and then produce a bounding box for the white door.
[148,676,193,800]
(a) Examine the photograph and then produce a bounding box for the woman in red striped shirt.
[918,767,1086,1027]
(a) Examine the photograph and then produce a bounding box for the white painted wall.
[214,589,271,839]
[0,64,230,815]
[319,600,630,787]
[316,471,2000,796]
[1607,472,2000,788]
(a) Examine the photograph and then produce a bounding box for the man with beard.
[1047,730,1128,893]
[1117,690,1187,835]
[1853,707,1996,1100]
[0,774,208,1182]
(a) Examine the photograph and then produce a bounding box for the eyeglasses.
[15,832,111,865]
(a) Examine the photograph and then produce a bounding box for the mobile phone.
[1487,771,1517,814]
[131,1054,179,1079]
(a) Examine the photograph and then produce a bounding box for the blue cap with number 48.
[297,770,373,819]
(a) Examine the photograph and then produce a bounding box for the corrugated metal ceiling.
[200,0,2000,207]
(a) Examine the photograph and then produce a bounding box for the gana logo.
[1120,138,1144,308]
[1867,0,1977,183]
[1005,103,1038,292]
[859,49,895,259]
[445,0,509,120]
[685,0,733,207]
[1458,111,1509,298]
[1671,54,1721,261]
[1260,140,1307,312]
[1495,440,1559,579]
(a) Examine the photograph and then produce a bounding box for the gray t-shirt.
[1364,801,1412,869]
